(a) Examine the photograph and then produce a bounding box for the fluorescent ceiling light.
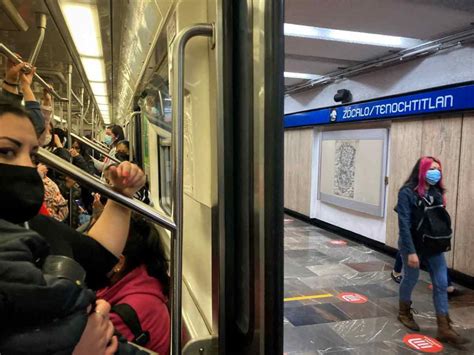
[95,95,109,105]
[284,23,423,48]
[90,82,107,96]
[60,1,103,57]
[81,57,106,82]
[284,72,322,80]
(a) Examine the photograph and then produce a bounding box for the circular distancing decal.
[329,240,348,246]
[403,334,443,353]
[337,292,368,304]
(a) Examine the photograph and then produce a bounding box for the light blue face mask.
[104,135,113,146]
[426,169,441,185]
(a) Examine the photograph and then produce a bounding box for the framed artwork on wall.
[318,128,388,217]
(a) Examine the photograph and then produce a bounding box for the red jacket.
[97,265,170,354]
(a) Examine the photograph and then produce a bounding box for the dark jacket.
[0,218,94,354]
[0,88,45,135]
[397,185,444,255]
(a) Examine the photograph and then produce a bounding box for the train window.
[139,58,173,215]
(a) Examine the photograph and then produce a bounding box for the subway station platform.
[283,215,474,354]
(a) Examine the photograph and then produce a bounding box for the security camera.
[334,89,352,104]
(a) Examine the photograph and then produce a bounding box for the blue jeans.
[394,251,452,285]
[399,252,449,315]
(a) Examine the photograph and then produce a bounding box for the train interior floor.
[283,215,474,354]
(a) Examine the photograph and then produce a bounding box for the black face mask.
[115,152,130,162]
[0,163,45,223]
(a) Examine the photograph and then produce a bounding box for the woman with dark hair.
[0,98,146,353]
[107,125,125,148]
[397,156,468,348]
[92,125,126,176]
[97,215,170,354]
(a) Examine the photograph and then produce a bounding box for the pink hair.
[415,156,446,206]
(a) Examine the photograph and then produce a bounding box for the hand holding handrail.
[0,42,68,101]
[37,148,176,231]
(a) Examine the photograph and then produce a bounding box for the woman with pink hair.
[396,156,469,349]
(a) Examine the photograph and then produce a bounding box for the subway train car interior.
[0,0,474,354]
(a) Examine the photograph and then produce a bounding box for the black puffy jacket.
[0,218,94,354]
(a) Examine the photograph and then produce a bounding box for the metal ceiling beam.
[286,25,474,95]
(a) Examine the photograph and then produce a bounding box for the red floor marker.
[337,292,368,304]
[403,334,443,353]
[329,240,347,246]
[428,284,433,290]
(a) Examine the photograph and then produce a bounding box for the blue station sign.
[284,83,474,128]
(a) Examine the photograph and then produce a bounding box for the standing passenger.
[397,156,468,349]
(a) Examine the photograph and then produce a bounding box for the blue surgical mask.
[426,169,441,185]
[104,135,113,146]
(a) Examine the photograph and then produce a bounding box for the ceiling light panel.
[60,1,103,57]
[81,57,106,82]
[90,82,107,96]
[284,23,423,48]
[284,71,322,80]
[94,95,109,105]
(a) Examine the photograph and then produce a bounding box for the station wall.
[284,45,474,276]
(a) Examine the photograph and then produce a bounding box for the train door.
[134,1,284,353]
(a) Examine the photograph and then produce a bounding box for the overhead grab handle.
[37,148,176,231]
[70,132,121,164]
[28,13,47,66]
[0,42,68,101]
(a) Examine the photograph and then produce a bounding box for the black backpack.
[413,195,452,254]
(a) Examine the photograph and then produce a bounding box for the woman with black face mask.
[0,103,147,354]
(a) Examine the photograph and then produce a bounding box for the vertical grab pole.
[67,64,73,227]
[170,23,213,355]
[91,106,95,139]
[79,89,85,136]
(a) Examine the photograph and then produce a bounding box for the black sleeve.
[29,215,118,290]
[73,154,95,175]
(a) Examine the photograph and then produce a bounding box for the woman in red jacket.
[97,215,171,354]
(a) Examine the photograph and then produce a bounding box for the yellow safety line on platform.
[284,293,333,302]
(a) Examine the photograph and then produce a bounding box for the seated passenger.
[97,215,171,354]
[92,125,125,174]
[37,162,69,222]
[115,140,130,162]
[70,139,96,175]
[0,102,147,354]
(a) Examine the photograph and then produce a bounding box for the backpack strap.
[111,303,150,346]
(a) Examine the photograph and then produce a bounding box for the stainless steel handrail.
[171,23,214,355]
[37,148,177,230]
[127,112,140,162]
[28,13,47,65]
[70,132,121,163]
[67,64,73,227]
[0,43,68,101]
[72,90,83,107]
[93,138,110,149]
